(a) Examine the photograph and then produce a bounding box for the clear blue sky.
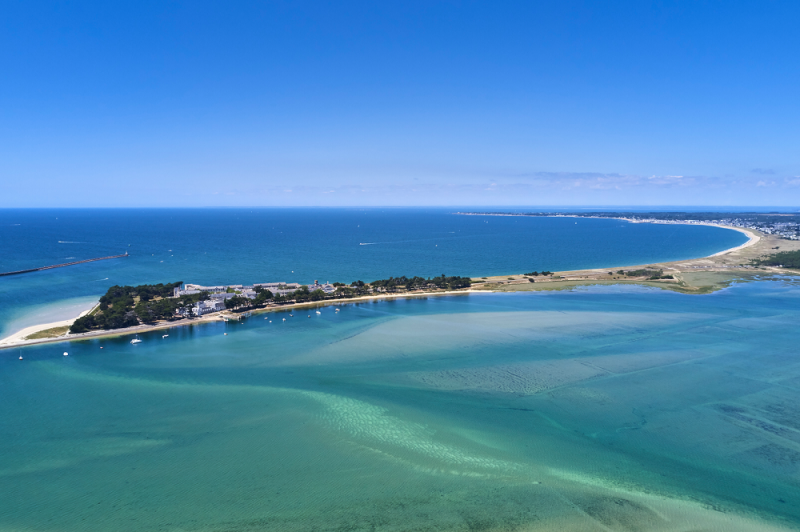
[2,1,799,207]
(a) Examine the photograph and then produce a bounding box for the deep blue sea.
[0,208,746,336]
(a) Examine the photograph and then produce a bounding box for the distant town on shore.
[457,211,800,240]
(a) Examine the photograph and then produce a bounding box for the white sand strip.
[0,303,97,345]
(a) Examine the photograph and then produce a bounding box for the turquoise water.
[2,282,800,530]
[0,208,746,336]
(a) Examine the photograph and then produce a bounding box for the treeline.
[70,282,207,333]
[226,288,274,309]
[753,250,800,269]
[524,271,553,277]
[70,274,478,330]
[368,274,472,291]
[614,269,674,280]
[224,275,472,312]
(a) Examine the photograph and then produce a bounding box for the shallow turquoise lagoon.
[2,281,800,531]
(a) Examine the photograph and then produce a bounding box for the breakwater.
[0,253,128,277]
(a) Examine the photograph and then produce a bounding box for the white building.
[191,300,225,316]
[210,293,237,301]
[173,287,201,297]
[184,284,229,294]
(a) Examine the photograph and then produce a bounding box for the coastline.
[705,224,760,256]
[0,289,477,350]
[457,212,762,256]
[0,221,788,352]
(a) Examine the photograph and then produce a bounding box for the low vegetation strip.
[753,250,800,269]
[614,269,674,280]
[24,326,71,340]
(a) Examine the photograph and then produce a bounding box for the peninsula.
[3,216,800,350]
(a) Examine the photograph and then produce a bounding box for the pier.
[0,253,129,277]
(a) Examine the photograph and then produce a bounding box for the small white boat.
[19,356,23,360]
[282,318,286,322]
[162,334,169,338]
[63,351,69,356]
[130,336,142,344]
[316,311,321,315]
[224,333,227,336]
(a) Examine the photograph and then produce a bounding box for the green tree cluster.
[368,274,471,291]
[616,269,673,280]
[753,250,800,269]
[70,282,208,333]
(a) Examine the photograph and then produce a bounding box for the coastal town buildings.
[462,212,800,240]
[173,280,332,316]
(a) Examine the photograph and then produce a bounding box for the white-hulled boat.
[130,336,142,344]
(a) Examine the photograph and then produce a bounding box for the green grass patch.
[25,326,71,340]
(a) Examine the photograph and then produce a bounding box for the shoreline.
[0,221,782,352]
[457,212,762,256]
[0,289,477,350]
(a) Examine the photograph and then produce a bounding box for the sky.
[1,0,799,207]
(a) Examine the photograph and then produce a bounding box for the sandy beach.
[706,224,760,255]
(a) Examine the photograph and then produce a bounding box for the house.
[173,286,201,297]
[308,280,336,294]
[191,299,225,316]
[255,282,302,296]
[184,284,228,294]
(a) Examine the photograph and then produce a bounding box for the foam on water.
[299,389,521,476]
